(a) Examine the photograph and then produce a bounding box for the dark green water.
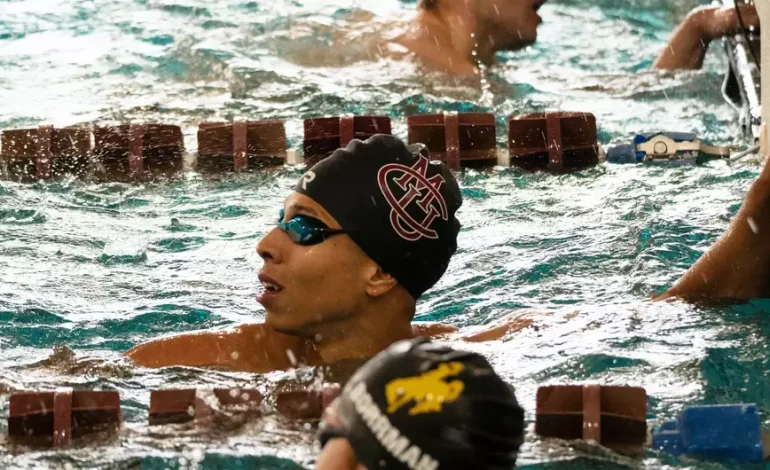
[1,0,768,468]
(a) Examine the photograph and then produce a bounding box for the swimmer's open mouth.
[533,0,548,12]
[258,273,283,293]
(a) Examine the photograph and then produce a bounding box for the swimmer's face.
[315,438,365,470]
[476,0,546,50]
[256,192,373,336]
[316,402,367,470]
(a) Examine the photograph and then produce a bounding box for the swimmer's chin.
[264,315,315,338]
[502,36,537,52]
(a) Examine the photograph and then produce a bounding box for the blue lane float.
[606,132,731,164]
[652,404,765,463]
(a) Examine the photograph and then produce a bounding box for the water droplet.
[286,349,297,366]
[748,217,759,234]
[231,351,240,360]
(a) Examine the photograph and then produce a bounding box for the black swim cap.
[319,338,525,470]
[294,134,462,300]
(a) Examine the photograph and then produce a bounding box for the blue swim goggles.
[276,209,347,246]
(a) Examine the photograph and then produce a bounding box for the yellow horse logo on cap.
[385,362,465,416]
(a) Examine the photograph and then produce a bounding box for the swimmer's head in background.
[294,134,462,300]
[414,0,544,51]
[318,337,526,470]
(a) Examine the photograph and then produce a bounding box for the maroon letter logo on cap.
[377,156,448,241]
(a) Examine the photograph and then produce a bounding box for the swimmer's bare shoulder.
[126,323,319,373]
[126,318,538,372]
[658,156,770,301]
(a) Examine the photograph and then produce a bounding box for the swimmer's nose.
[257,227,285,264]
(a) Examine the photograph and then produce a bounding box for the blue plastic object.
[652,404,764,463]
[606,132,729,164]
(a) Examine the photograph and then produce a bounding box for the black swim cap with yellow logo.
[294,134,462,300]
[319,338,525,470]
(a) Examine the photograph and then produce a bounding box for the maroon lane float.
[536,384,647,451]
[0,125,90,182]
[8,389,121,447]
[93,123,184,181]
[303,115,391,165]
[508,112,599,172]
[197,120,287,172]
[407,112,497,170]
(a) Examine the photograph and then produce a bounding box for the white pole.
[757,0,770,155]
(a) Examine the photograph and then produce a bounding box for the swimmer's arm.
[459,313,536,342]
[413,315,537,342]
[658,159,770,301]
[654,4,759,70]
[125,324,314,373]
[412,322,459,338]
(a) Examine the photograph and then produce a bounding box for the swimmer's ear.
[364,265,399,297]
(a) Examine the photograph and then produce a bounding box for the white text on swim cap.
[301,170,316,190]
[349,382,439,470]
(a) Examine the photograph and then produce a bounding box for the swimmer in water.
[315,337,525,470]
[127,132,770,373]
[395,0,547,75]
[395,0,760,74]
[127,135,531,373]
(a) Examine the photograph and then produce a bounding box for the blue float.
[606,132,730,164]
[652,404,764,463]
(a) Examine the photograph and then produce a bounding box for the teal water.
[0,0,767,468]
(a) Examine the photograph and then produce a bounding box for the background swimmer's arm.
[459,313,536,342]
[412,322,459,338]
[658,159,770,301]
[125,324,316,373]
[412,315,535,342]
[654,4,759,70]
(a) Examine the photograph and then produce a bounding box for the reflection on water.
[0,0,764,468]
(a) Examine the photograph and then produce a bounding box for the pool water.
[0,0,767,468]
